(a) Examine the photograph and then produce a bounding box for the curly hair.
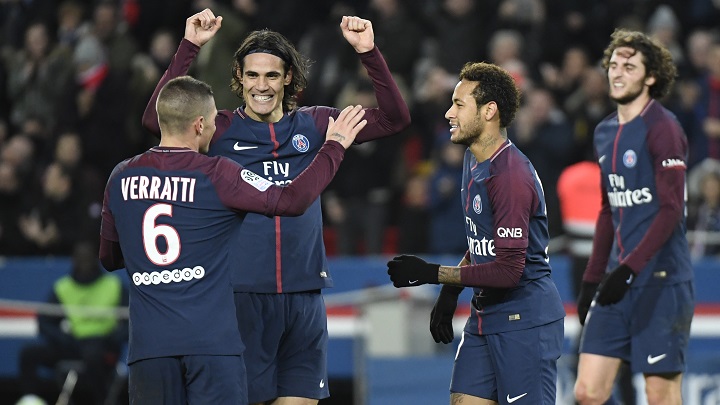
[601,28,677,99]
[458,62,520,128]
[230,30,310,111]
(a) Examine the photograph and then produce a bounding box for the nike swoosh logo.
[319,379,325,388]
[408,280,419,285]
[234,143,258,151]
[599,155,606,164]
[647,353,666,364]
[626,274,634,284]
[507,393,527,403]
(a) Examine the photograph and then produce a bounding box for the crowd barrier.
[1,255,719,404]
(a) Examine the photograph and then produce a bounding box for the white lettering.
[661,158,686,168]
[467,236,495,256]
[497,227,523,238]
[132,265,205,286]
[465,216,477,236]
[120,176,197,202]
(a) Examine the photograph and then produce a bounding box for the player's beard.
[610,79,645,105]
[451,114,485,147]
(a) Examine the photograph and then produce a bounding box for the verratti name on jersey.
[120,175,197,202]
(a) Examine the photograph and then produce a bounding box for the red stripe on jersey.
[275,216,282,293]
[612,124,626,258]
[269,123,280,159]
[464,162,478,213]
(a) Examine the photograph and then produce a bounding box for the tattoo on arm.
[451,393,468,404]
[438,265,462,285]
[330,132,346,143]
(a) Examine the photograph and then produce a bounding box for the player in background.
[387,62,565,405]
[573,29,694,405]
[140,9,410,405]
[100,75,366,404]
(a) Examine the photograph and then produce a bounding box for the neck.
[159,133,199,151]
[616,93,652,124]
[469,129,507,162]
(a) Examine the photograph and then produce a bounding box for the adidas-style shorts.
[450,319,563,404]
[234,291,329,403]
[580,280,694,374]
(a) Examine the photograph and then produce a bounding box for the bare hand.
[184,8,223,47]
[340,16,374,53]
[326,105,367,149]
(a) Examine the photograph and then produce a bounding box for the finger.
[345,106,366,127]
[340,15,348,30]
[211,16,223,32]
[430,327,441,343]
[440,326,453,344]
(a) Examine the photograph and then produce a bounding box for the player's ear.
[644,75,656,87]
[193,116,204,136]
[484,101,498,121]
[284,69,293,85]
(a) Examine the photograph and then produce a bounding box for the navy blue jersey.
[142,40,410,293]
[461,141,564,335]
[211,107,335,293]
[100,144,344,363]
[592,100,692,286]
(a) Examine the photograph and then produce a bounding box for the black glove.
[596,264,635,306]
[430,285,462,344]
[576,282,599,326]
[387,255,439,287]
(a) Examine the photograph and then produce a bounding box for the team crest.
[623,150,637,168]
[292,134,310,152]
[473,195,482,214]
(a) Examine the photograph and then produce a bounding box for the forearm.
[141,39,199,136]
[583,193,613,283]
[354,47,411,141]
[438,247,525,288]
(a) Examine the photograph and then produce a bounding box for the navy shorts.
[580,281,694,374]
[128,354,247,405]
[234,291,329,403]
[450,319,563,404]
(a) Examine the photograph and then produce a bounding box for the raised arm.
[141,9,223,136]
[340,16,411,141]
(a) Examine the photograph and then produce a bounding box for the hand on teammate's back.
[326,105,366,149]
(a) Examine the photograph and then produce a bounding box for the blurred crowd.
[1,0,720,260]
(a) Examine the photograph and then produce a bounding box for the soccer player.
[140,9,410,405]
[573,29,694,405]
[100,75,367,404]
[386,62,565,405]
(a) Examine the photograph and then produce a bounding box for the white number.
[143,204,180,265]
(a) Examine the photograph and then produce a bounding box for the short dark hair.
[156,76,214,134]
[459,62,520,128]
[601,28,677,99]
[231,29,310,111]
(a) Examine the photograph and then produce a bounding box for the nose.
[256,76,269,91]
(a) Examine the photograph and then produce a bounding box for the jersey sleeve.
[141,39,199,137]
[583,186,613,283]
[213,141,345,216]
[622,119,687,273]
[352,47,411,142]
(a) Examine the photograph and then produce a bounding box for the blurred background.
[0,0,719,404]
